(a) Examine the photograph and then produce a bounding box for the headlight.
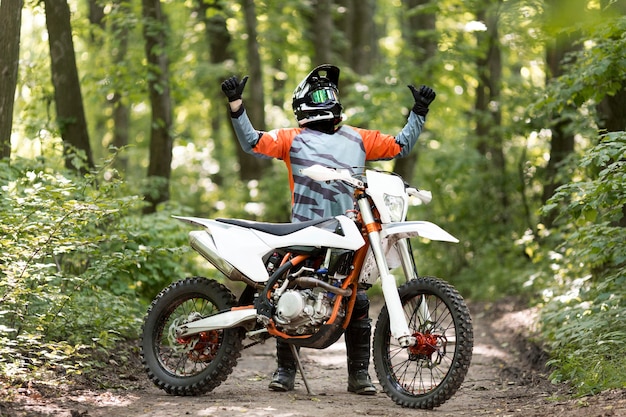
[383,194,405,222]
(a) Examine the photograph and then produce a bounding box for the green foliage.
[0,157,196,380]
[540,279,626,395]
[544,137,626,276]
[406,132,537,300]
[542,15,626,111]
[505,8,626,395]
[533,132,626,395]
[6,0,626,398]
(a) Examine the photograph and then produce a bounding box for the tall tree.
[196,0,234,185]
[109,0,132,173]
[0,0,24,160]
[350,0,377,74]
[271,57,286,107]
[142,0,174,213]
[239,0,270,180]
[540,0,585,226]
[401,0,437,61]
[335,0,377,74]
[43,0,95,172]
[87,0,105,41]
[596,0,626,133]
[394,0,438,181]
[311,0,334,65]
[597,87,626,230]
[197,0,232,137]
[335,0,354,65]
[474,0,508,220]
[265,1,302,107]
[596,0,626,228]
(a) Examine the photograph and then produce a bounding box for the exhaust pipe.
[292,277,353,297]
[189,230,262,289]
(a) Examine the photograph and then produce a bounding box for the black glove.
[221,75,249,102]
[408,85,436,116]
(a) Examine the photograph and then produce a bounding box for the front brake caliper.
[409,332,447,366]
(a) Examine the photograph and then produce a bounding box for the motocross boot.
[346,291,377,395]
[269,340,298,391]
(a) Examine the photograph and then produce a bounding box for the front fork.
[357,197,416,348]
[396,238,418,281]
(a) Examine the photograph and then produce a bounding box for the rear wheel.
[373,276,473,408]
[141,277,244,395]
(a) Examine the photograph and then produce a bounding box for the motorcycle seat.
[216,217,335,236]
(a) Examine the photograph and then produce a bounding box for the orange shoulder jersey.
[231,108,425,222]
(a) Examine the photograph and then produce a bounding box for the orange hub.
[408,332,440,356]
[177,330,220,362]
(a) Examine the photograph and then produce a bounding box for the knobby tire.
[141,277,244,395]
[373,276,473,408]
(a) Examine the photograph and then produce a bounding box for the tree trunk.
[596,0,626,133]
[0,0,23,160]
[311,0,334,65]
[110,93,130,172]
[334,0,376,74]
[540,0,585,227]
[43,0,95,172]
[401,0,437,62]
[350,0,376,75]
[475,1,503,154]
[142,0,173,213]
[240,0,270,180]
[196,0,233,185]
[474,0,508,221]
[109,0,131,173]
[87,0,105,42]
[394,0,437,181]
[596,0,626,228]
[271,57,286,107]
[597,88,626,230]
[335,0,354,63]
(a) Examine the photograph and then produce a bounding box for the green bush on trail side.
[535,133,626,395]
[0,158,194,382]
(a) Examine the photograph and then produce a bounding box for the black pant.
[275,289,371,373]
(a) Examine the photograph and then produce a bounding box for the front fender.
[381,221,459,243]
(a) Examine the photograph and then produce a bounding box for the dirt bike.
[140,165,473,409]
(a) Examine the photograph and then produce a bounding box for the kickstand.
[290,344,316,396]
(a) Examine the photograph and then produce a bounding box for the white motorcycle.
[141,165,473,409]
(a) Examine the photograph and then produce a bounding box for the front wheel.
[373,276,473,408]
[141,277,244,395]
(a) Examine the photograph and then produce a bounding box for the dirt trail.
[3,300,625,417]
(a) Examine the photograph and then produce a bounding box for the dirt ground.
[2,299,625,417]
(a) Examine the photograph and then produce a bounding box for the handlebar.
[300,165,364,188]
[407,188,432,204]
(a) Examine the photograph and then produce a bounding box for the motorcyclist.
[221,64,436,395]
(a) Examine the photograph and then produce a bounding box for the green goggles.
[310,88,338,104]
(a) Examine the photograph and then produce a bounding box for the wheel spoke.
[374,277,473,408]
[154,295,222,377]
[141,277,244,395]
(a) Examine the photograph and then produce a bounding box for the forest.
[0,0,625,400]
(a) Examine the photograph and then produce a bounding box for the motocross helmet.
[292,64,343,127]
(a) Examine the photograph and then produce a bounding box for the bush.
[0,158,195,380]
[535,132,626,395]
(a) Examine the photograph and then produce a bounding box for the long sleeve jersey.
[230,108,425,222]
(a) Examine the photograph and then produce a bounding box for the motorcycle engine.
[270,249,353,335]
[274,288,335,335]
